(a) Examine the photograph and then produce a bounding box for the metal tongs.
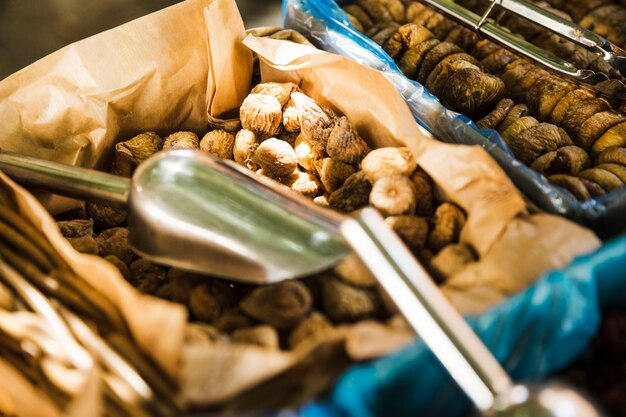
[419,0,626,100]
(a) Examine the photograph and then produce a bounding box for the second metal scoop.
[0,149,602,416]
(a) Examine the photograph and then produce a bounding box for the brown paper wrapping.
[442,214,601,315]
[0,0,601,412]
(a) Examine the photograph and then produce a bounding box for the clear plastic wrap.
[296,234,626,417]
[283,0,626,238]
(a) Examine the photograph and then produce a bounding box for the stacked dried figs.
[59,82,477,351]
[343,0,626,201]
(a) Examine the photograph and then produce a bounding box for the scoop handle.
[342,208,512,412]
[0,150,130,206]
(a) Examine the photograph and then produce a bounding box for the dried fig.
[501,116,539,144]
[511,68,551,103]
[66,235,99,255]
[344,4,375,30]
[594,147,626,166]
[445,27,480,53]
[525,76,575,122]
[315,158,356,193]
[286,170,322,198]
[506,123,573,165]
[233,129,258,169]
[425,55,479,98]
[232,325,280,349]
[428,202,466,252]
[590,122,626,158]
[369,175,417,217]
[86,202,127,230]
[405,2,429,23]
[397,39,440,79]
[291,92,337,152]
[357,0,395,22]
[251,82,298,107]
[579,177,606,197]
[549,89,595,126]
[189,283,223,323]
[251,138,298,179]
[441,68,505,117]
[129,258,166,292]
[551,146,591,175]
[379,0,405,22]
[370,22,402,46]
[498,103,529,132]
[57,219,94,238]
[115,132,163,164]
[481,48,516,75]
[200,130,235,159]
[163,131,199,150]
[562,97,610,140]
[410,171,434,216]
[240,93,283,139]
[500,60,535,94]
[383,24,434,59]
[334,252,377,287]
[313,195,330,208]
[361,147,417,183]
[156,269,197,304]
[596,164,626,183]
[384,215,429,251]
[240,281,312,330]
[417,41,463,84]
[578,168,623,192]
[576,112,626,151]
[95,227,134,264]
[476,98,515,130]
[347,13,366,33]
[282,97,301,133]
[293,133,319,172]
[530,151,558,174]
[288,312,334,349]
[326,116,370,164]
[328,171,372,212]
[548,174,591,201]
[473,39,501,61]
[109,151,136,177]
[321,273,381,322]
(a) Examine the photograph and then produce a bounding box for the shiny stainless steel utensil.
[0,149,348,284]
[0,149,602,416]
[418,0,626,100]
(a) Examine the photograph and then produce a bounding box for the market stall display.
[0,0,623,415]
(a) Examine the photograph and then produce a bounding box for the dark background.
[0,0,282,79]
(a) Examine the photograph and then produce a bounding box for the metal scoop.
[0,149,602,416]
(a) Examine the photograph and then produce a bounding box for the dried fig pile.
[343,0,626,200]
[60,82,477,352]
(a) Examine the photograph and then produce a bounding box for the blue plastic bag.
[294,234,626,417]
[282,0,626,238]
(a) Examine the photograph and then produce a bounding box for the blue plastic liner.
[282,0,626,238]
[294,234,626,417]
